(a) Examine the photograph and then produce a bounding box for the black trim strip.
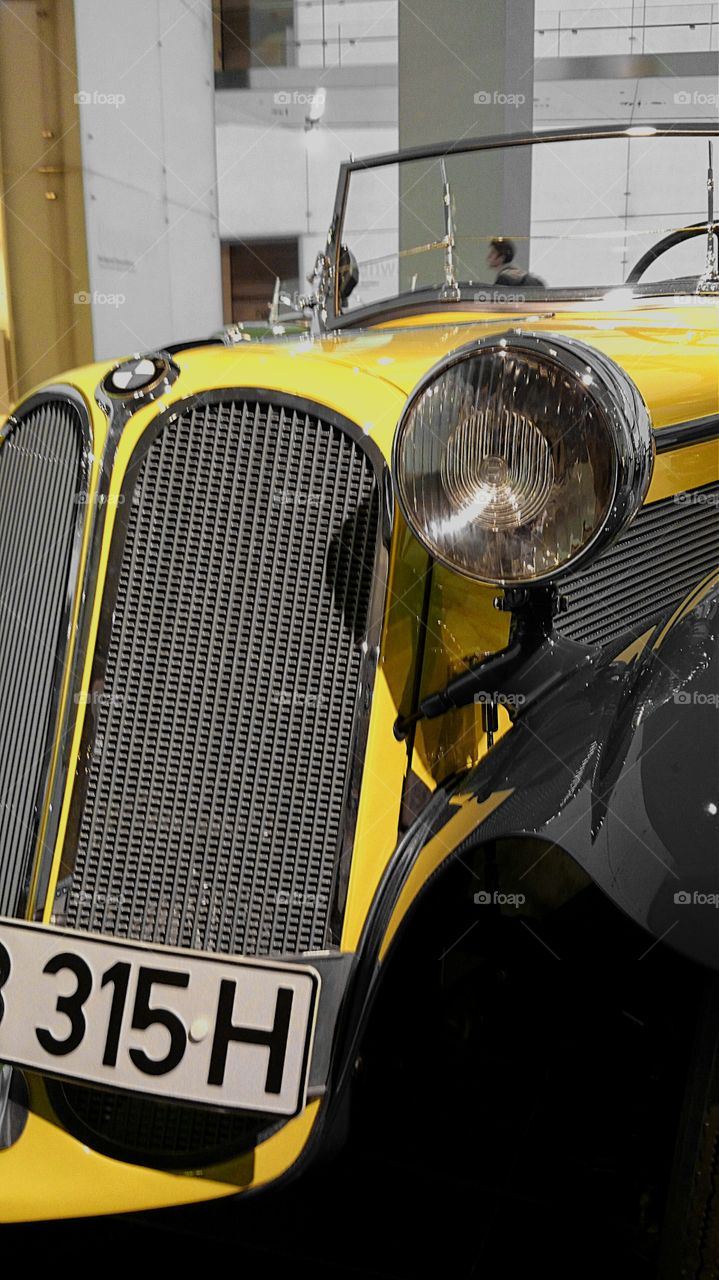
[655,416,719,453]
[162,337,224,356]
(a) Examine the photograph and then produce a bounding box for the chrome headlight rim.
[391,328,655,587]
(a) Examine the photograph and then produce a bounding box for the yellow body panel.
[647,437,719,503]
[1,1076,320,1221]
[3,294,718,1217]
[378,789,515,963]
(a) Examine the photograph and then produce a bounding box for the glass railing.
[215,0,717,75]
[216,0,397,73]
[535,3,718,57]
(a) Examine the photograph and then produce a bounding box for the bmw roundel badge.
[102,354,173,399]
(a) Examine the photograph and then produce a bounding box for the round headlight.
[392,331,654,585]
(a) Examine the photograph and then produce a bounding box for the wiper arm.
[439,159,461,301]
[697,141,719,294]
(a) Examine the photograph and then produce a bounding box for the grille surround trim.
[1,387,92,918]
[53,389,393,953]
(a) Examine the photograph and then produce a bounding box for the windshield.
[336,129,719,314]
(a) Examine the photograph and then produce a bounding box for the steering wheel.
[626,222,719,285]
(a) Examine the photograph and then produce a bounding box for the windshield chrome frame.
[324,122,719,329]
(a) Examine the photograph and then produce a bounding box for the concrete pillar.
[397,0,535,289]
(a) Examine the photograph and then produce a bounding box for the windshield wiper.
[439,159,461,301]
[697,141,719,294]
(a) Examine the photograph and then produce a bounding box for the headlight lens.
[393,332,654,585]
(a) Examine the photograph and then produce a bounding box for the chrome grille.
[65,396,382,956]
[557,483,719,648]
[0,399,85,915]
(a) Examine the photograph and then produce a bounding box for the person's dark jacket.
[494,265,545,287]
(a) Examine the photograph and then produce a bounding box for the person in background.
[486,238,545,287]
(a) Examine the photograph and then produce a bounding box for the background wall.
[214,0,399,307]
[216,114,395,294]
[531,0,719,285]
[73,0,223,358]
[213,0,718,320]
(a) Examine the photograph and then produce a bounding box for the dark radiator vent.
[0,398,85,915]
[48,1079,277,1171]
[557,483,719,648]
[65,397,382,957]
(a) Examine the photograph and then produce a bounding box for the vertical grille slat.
[0,400,85,915]
[557,483,719,647]
[66,396,382,957]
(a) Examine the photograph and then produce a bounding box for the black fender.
[378,571,719,979]
[314,573,719,1166]
[442,573,719,973]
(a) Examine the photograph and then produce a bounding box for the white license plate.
[0,919,319,1116]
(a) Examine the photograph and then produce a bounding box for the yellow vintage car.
[0,123,717,1265]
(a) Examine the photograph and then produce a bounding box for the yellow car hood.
[272,300,719,433]
[32,300,718,460]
